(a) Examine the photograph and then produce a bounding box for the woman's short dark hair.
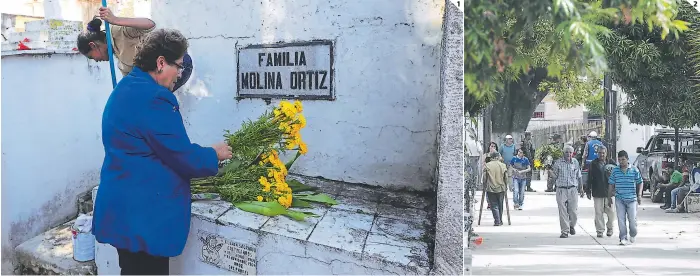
[76,18,107,55]
[134,29,188,72]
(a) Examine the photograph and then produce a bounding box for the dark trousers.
[487,191,505,224]
[117,248,169,275]
[660,184,677,207]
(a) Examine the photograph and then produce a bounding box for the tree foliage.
[601,0,700,128]
[465,0,689,110]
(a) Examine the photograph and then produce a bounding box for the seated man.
[659,168,684,210]
[667,165,700,213]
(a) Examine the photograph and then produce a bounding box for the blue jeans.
[615,197,638,241]
[671,187,681,208]
[512,178,527,207]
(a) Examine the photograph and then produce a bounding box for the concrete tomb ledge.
[15,219,97,275]
[685,193,700,213]
[96,175,434,275]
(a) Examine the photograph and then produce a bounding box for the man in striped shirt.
[608,150,643,245]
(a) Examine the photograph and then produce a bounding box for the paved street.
[471,180,700,275]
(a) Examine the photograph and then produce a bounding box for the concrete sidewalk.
[471,180,700,275]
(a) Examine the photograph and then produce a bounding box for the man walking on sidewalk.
[608,150,643,245]
[546,134,565,192]
[586,146,617,238]
[484,152,509,226]
[511,148,531,210]
[552,145,584,238]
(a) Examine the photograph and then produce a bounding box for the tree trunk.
[490,68,550,144]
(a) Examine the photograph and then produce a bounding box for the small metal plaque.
[237,40,334,100]
[198,230,257,275]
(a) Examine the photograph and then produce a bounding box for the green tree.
[465,0,689,137]
[601,0,700,129]
[465,0,687,102]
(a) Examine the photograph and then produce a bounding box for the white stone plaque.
[237,40,334,100]
[198,230,257,275]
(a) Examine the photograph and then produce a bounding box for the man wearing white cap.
[500,135,516,168]
[582,131,604,171]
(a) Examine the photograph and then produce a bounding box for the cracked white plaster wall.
[151,0,446,190]
[1,54,113,274]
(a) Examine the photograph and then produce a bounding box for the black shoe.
[596,233,603,238]
[560,233,569,238]
[606,229,613,237]
[660,205,670,209]
[570,227,576,235]
[494,222,502,226]
[526,188,536,192]
[545,189,555,192]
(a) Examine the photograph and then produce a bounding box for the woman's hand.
[98,7,120,24]
[212,142,233,161]
[97,7,119,24]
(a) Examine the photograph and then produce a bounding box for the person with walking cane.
[482,152,510,226]
[585,145,617,238]
[552,145,584,238]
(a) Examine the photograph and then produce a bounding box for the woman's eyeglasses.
[168,60,186,74]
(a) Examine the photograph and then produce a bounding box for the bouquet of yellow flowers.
[191,101,336,221]
[533,159,543,170]
[535,144,563,170]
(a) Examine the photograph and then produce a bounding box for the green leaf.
[217,158,243,176]
[234,201,288,217]
[287,179,318,192]
[283,210,319,221]
[295,193,338,205]
[285,151,302,170]
[291,198,312,208]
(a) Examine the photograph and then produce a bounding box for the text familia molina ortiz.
[240,51,329,90]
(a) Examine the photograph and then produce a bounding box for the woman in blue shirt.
[92,28,233,275]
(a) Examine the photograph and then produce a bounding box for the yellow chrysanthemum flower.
[277,193,293,208]
[256,196,263,202]
[299,142,308,154]
[279,101,296,118]
[259,176,272,192]
[296,113,306,128]
[293,100,303,113]
[273,171,284,183]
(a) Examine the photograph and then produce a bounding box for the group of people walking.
[482,132,642,246]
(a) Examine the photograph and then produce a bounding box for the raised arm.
[99,7,155,30]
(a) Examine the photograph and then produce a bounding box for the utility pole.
[483,106,492,152]
[603,74,617,155]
